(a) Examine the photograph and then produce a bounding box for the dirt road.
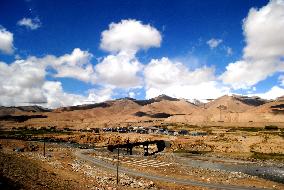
[75,149,269,190]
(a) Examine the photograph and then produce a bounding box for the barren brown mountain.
[1,94,284,129]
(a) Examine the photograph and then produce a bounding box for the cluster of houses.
[13,125,207,137]
[10,126,208,136]
[98,126,207,136]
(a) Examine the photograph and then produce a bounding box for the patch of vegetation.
[184,124,200,128]
[228,125,280,133]
[0,115,48,122]
[169,123,200,128]
[59,102,110,111]
[0,128,72,139]
[251,151,284,161]
[134,111,148,117]
[228,127,263,132]
[264,125,278,130]
[173,149,211,155]
[134,111,172,118]
[278,131,284,138]
[151,113,172,118]
[271,104,284,109]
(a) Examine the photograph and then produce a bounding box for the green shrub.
[264,125,278,130]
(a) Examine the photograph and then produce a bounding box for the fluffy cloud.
[0,59,47,106]
[249,86,284,100]
[95,51,143,88]
[49,48,96,83]
[0,49,101,108]
[220,59,283,89]
[146,82,230,100]
[144,57,230,99]
[17,17,41,30]
[207,38,223,49]
[42,82,112,108]
[243,0,284,60]
[86,87,113,103]
[100,19,161,53]
[128,92,136,98]
[0,27,14,54]
[96,19,159,89]
[42,81,85,108]
[221,0,284,89]
[0,56,111,108]
[144,57,215,88]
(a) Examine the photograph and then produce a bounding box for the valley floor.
[0,138,283,190]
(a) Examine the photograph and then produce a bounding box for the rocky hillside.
[0,106,50,116]
[1,94,284,128]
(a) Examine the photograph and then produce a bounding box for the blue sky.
[0,0,284,108]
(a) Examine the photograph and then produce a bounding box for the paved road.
[75,149,269,190]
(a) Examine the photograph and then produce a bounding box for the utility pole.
[42,133,46,157]
[217,105,227,122]
[43,139,46,157]
[116,145,119,185]
[219,106,222,121]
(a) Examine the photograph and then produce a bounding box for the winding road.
[75,149,269,190]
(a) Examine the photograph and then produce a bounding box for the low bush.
[264,125,278,130]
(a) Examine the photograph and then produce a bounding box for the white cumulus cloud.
[0,49,104,108]
[249,86,284,100]
[96,19,160,89]
[207,38,223,49]
[144,57,230,100]
[86,87,113,103]
[221,0,284,89]
[42,82,113,108]
[0,26,14,54]
[42,81,85,108]
[220,59,282,89]
[128,91,136,98]
[144,57,215,88]
[49,48,96,83]
[0,59,47,106]
[95,51,143,88]
[100,19,161,53]
[17,17,41,30]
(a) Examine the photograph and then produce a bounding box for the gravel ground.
[0,151,81,190]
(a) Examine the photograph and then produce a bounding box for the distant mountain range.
[0,94,284,128]
[0,105,51,115]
